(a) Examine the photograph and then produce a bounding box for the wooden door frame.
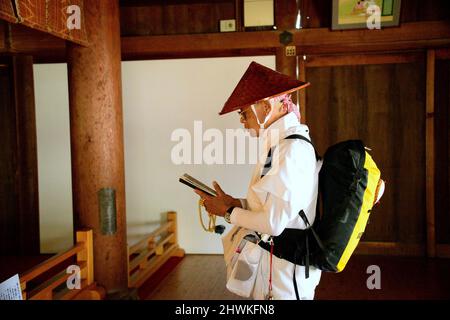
[300,50,434,257]
[434,47,450,258]
[0,55,40,255]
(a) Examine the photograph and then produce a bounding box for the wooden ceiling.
[0,0,449,62]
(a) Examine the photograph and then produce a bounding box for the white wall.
[33,56,275,254]
[122,56,275,253]
[33,64,74,254]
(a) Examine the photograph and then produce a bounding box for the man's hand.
[194,181,242,217]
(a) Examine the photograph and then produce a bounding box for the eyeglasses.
[238,109,252,122]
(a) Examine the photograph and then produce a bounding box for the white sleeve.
[230,193,307,236]
[230,140,317,236]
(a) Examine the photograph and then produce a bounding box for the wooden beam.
[4,20,450,62]
[121,31,279,60]
[28,262,87,300]
[304,52,425,67]
[122,21,450,60]
[295,21,450,54]
[119,0,230,5]
[20,243,85,283]
[426,49,436,258]
[125,21,450,59]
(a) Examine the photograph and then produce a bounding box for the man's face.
[238,101,269,137]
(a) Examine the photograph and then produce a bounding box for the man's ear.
[263,100,272,115]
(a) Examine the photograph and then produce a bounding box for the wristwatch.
[224,206,235,224]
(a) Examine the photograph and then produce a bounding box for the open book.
[179,174,217,197]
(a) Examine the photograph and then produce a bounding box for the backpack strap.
[292,229,309,300]
[260,134,320,179]
[284,134,321,161]
[260,147,273,178]
[299,210,325,252]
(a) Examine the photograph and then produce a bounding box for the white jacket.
[225,112,322,300]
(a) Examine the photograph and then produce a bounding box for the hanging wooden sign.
[0,0,16,23]
[0,0,88,46]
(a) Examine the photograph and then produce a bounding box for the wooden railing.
[128,211,185,288]
[20,229,104,300]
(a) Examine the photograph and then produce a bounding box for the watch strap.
[225,206,236,223]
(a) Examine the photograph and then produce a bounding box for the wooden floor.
[141,254,248,300]
[143,254,450,300]
[2,254,448,300]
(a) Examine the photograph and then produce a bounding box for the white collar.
[262,112,311,151]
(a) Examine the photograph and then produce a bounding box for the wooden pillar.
[298,55,307,124]
[12,55,40,255]
[275,0,297,75]
[426,49,436,258]
[0,21,6,51]
[66,0,128,294]
[275,0,299,106]
[235,0,243,32]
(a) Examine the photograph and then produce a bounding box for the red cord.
[269,241,274,295]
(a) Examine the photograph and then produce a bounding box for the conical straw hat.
[219,61,309,115]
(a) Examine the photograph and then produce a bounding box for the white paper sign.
[0,274,23,300]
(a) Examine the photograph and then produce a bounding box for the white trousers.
[251,247,322,300]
